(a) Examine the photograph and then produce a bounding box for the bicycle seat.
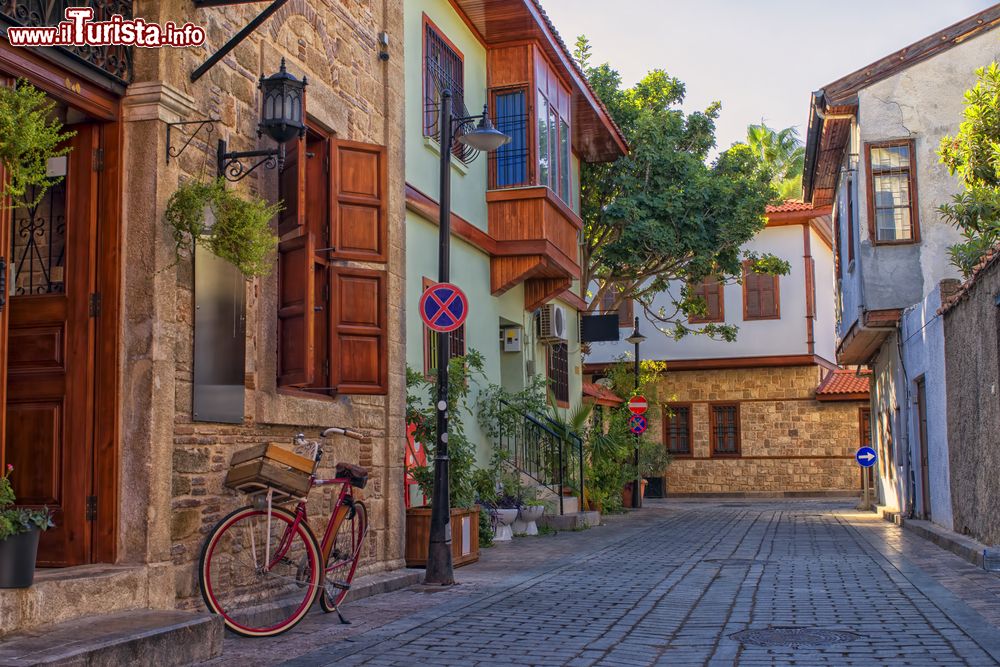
[335,462,369,489]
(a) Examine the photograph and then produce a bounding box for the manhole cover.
[731,627,861,648]
[703,558,766,566]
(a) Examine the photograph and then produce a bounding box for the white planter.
[514,505,545,536]
[493,508,519,542]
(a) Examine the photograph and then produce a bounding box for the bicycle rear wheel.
[200,505,321,637]
[320,500,368,612]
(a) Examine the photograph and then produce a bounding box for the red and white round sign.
[628,395,648,415]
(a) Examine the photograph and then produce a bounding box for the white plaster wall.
[900,286,954,529]
[872,338,905,512]
[811,226,837,364]
[834,156,863,342]
[587,224,815,363]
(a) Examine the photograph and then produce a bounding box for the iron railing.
[494,399,584,515]
[0,0,134,85]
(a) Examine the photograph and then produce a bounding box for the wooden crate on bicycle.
[224,443,314,499]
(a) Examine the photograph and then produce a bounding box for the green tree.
[746,122,805,201]
[938,62,1000,276]
[574,37,786,342]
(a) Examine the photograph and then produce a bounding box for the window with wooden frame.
[663,404,693,456]
[277,125,389,396]
[492,88,530,188]
[536,90,571,204]
[422,277,466,377]
[710,403,740,456]
[866,140,919,244]
[599,287,634,327]
[689,278,724,323]
[743,263,780,320]
[423,17,472,163]
[547,342,569,405]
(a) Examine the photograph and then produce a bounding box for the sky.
[543,0,998,155]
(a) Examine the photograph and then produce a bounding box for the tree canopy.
[939,62,1000,276]
[575,37,785,341]
[746,122,805,201]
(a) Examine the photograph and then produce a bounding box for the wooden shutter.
[330,267,387,394]
[743,265,779,320]
[330,140,387,262]
[277,232,315,386]
[278,135,306,237]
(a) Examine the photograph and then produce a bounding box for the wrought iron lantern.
[217,58,308,182]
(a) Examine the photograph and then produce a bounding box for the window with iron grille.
[664,404,692,455]
[492,89,529,188]
[547,342,569,405]
[866,140,918,243]
[689,278,724,323]
[711,403,740,456]
[423,19,474,163]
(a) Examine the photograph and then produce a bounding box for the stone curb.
[341,569,423,605]
[877,506,991,570]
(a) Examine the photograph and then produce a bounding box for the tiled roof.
[815,369,871,399]
[766,200,814,214]
[583,382,623,406]
[938,244,1000,316]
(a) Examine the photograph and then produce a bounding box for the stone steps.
[0,610,222,666]
[538,510,601,531]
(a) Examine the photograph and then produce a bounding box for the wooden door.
[5,124,99,567]
[916,378,931,519]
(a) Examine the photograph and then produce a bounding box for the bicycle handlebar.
[320,427,371,443]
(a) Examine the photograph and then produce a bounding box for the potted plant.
[513,486,546,536]
[491,492,521,542]
[0,465,55,588]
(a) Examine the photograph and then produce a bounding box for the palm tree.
[747,122,805,200]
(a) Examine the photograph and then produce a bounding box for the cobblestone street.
[211,500,1000,666]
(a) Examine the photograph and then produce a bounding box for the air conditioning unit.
[538,304,568,343]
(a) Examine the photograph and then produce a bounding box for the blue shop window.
[493,90,528,187]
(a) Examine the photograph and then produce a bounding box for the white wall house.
[802,5,1000,526]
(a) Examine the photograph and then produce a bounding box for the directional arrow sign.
[629,414,647,435]
[856,447,877,468]
[628,395,648,415]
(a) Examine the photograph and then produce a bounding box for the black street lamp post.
[425,90,510,585]
[626,316,647,509]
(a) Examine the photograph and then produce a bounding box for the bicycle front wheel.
[200,505,321,637]
[320,500,368,612]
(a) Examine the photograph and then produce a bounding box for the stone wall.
[118,0,406,608]
[942,258,1000,546]
[649,365,865,494]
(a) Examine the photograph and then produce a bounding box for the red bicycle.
[199,427,370,637]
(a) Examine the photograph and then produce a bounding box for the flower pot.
[0,528,40,589]
[514,505,545,536]
[404,506,480,568]
[492,508,519,542]
[640,478,649,499]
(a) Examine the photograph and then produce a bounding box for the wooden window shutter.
[330,266,387,394]
[330,140,387,262]
[277,232,316,386]
[278,136,307,237]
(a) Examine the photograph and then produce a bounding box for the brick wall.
[648,365,865,494]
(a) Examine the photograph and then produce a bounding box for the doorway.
[916,377,931,520]
[1,105,108,566]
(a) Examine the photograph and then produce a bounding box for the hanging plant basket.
[164,178,281,279]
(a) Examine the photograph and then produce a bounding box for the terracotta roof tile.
[938,244,1000,316]
[815,369,871,399]
[766,200,814,214]
[583,382,623,406]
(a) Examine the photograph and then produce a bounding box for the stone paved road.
[209,500,1000,666]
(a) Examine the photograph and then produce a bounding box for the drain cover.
[731,627,861,648]
[703,558,766,566]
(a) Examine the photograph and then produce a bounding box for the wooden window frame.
[535,89,571,204]
[709,402,741,457]
[546,342,569,407]
[865,139,920,246]
[422,14,468,163]
[599,287,633,327]
[742,262,781,321]
[663,403,693,457]
[421,277,467,378]
[689,278,725,324]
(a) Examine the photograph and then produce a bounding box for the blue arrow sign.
[419,283,469,333]
[856,447,877,468]
[629,414,647,435]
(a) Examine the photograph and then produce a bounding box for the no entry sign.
[419,283,469,333]
[629,414,647,435]
[628,395,648,415]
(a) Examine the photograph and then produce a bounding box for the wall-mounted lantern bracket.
[166,118,217,163]
[217,138,284,182]
[190,0,289,82]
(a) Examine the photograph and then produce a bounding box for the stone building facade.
[940,247,1000,546]
[1,0,406,632]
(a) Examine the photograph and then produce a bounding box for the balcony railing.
[0,0,134,85]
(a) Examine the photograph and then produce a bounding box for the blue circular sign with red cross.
[419,282,469,333]
[629,414,648,435]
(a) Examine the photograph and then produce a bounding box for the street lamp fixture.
[627,316,645,509]
[425,90,511,586]
[217,58,308,182]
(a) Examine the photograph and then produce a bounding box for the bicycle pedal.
[328,579,351,591]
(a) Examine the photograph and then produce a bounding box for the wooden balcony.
[487,186,581,310]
